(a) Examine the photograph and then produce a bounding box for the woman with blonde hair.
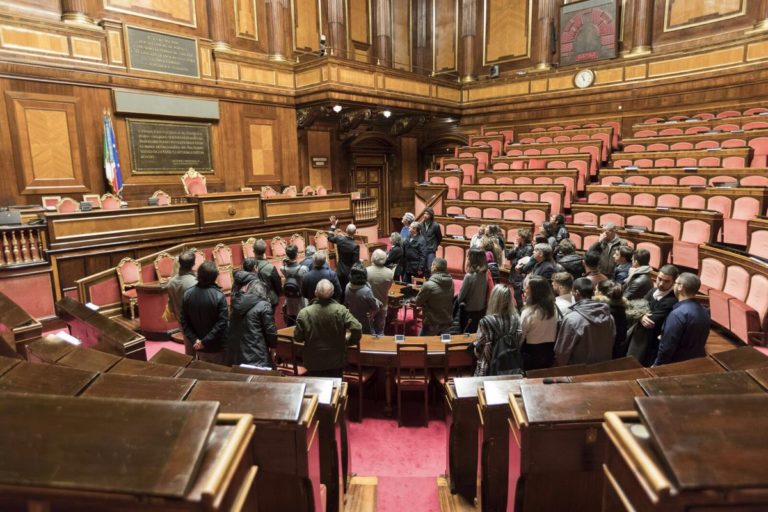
[473,284,523,376]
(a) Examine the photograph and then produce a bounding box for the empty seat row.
[476,169,580,196]
[468,134,505,158]
[633,115,768,137]
[518,126,613,159]
[504,141,601,175]
[525,120,620,150]
[612,147,751,169]
[461,184,567,211]
[490,156,590,191]
[443,200,550,228]
[599,167,768,187]
[643,107,768,124]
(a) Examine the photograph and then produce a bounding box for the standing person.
[583,251,608,289]
[527,243,558,282]
[457,248,493,333]
[506,228,534,309]
[293,279,362,378]
[630,264,680,365]
[551,214,569,244]
[403,221,427,283]
[486,224,506,254]
[520,275,559,371]
[253,239,282,312]
[613,246,634,285]
[385,232,405,281]
[281,244,307,327]
[595,280,629,359]
[167,250,197,356]
[302,251,342,302]
[588,223,624,276]
[180,261,228,364]
[400,212,415,241]
[329,216,361,296]
[554,277,615,366]
[422,207,442,274]
[556,239,584,281]
[366,249,394,336]
[622,248,654,300]
[344,263,380,335]
[232,257,257,298]
[552,272,575,316]
[227,279,277,367]
[299,245,317,270]
[473,285,523,376]
[653,273,710,366]
[415,257,454,335]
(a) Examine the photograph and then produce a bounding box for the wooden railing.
[0,225,46,268]
[352,197,378,223]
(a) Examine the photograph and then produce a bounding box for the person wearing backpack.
[253,239,282,312]
[281,244,307,327]
[473,285,523,376]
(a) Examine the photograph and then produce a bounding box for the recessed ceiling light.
[382,110,392,118]
[332,104,342,113]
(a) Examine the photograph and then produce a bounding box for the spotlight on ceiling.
[382,110,392,118]
[332,104,342,113]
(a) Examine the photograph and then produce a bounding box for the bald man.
[293,279,362,377]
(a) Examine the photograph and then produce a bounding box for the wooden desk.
[602,395,768,511]
[525,357,642,379]
[107,356,184,377]
[0,290,43,357]
[0,361,97,396]
[0,392,257,511]
[709,345,768,370]
[747,365,768,390]
[0,355,20,377]
[186,380,322,512]
[56,297,146,359]
[185,191,262,229]
[177,368,253,382]
[511,381,644,512]
[82,372,196,401]
[24,334,76,364]
[638,370,766,397]
[612,147,751,166]
[150,347,194,367]
[444,375,522,501]
[646,355,725,377]
[599,166,768,186]
[632,112,765,132]
[55,346,123,373]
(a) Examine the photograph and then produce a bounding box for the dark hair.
[254,239,267,257]
[584,251,601,269]
[432,257,447,272]
[597,279,623,305]
[632,248,650,266]
[285,244,298,260]
[573,277,594,299]
[424,207,434,220]
[552,271,573,289]
[618,246,634,262]
[178,250,195,271]
[242,257,256,273]
[197,261,219,287]
[517,228,532,244]
[525,275,555,320]
[349,262,368,286]
[542,221,556,237]
[467,248,487,273]
[534,233,548,244]
[553,214,565,227]
[558,238,576,255]
[659,264,680,279]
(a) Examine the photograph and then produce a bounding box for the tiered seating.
[476,169,580,198]
[468,134,505,157]
[612,147,751,168]
[518,125,614,158]
[632,111,768,136]
[490,154,591,191]
[480,125,514,145]
[504,139,603,175]
[455,146,490,171]
[565,224,673,269]
[599,166,768,187]
[437,216,533,245]
[747,217,768,259]
[443,199,550,227]
[460,183,567,211]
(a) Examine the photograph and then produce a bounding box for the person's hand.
[193,339,204,350]
[640,314,654,329]
[329,215,337,224]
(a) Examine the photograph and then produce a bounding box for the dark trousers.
[521,342,555,372]
[307,368,344,378]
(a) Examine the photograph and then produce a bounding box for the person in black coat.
[556,239,584,281]
[630,265,680,366]
[328,216,360,296]
[422,207,442,274]
[527,243,558,282]
[385,232,405,281]
[622,248,654,300]
[506,228,534,309]
[227,279,277,367]
[180,261,228,364]
[301,251,342,302]
[596,280,629,359]
[403,222,427,283]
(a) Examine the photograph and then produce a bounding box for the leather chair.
[153,252,176,283]
[181,168,207,196]
[151,190,171,206]
[396,343,430,427]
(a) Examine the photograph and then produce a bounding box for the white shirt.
[520,307,558,345]
[556,293,574,316]
[652,286,674,301]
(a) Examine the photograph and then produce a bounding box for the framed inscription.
[127,119,213,174]
[125,26,199,78]
[559,0,618,67]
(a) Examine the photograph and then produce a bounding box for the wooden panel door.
[353,155,387,236]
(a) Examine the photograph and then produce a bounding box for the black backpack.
[487,316,523,376]
[282,264,303,299]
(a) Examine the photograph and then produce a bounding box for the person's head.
[632,248,651,267]
[243,279,268,300]
[371,249,387,267]
[656,264,680,293]
[390,232,402,246]
[313,251,327,269]
[467,248,487,273]
[615,245,634,265]
[602,223,618,242]
[432,257,447,274]
[534,233,548,245]
[402,212,415,226]
[486,284,516,317]
[572,277,594,301]
[285,244,298,261]
[487,224,501,237]
[305,245,317,258]
[242,257,257,273]
[552,272,573,296]
[349,262,368,286]
[675,272,700,299]
[315,279,335,300]
[584,251,601,271]
[346,223,356,236]
[596,279,623,305]
[424,207,434,222]
[524,275,555,319]
[517,228,532,245]
[541,221,556,237]
[178,250,195,272]
[558,238,576,256]
[253,239,267,258]
[533,243,553,262]
[551,213,565,226]
[409,222,422,237]
[197,261,219,287]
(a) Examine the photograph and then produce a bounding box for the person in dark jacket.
[403,222,427,283]
[551,214,569,245]
[587,223,625,276]
[328,216,361,296]
[231,257,257,297]
[595,280,629,359]
[181,261,228,364]
[622,248,654,300]
[253,239,282,311]
[584,250,608,289]
[554,277,615,366]
[385,232,405,281]
[630,265,680,365]
[344,262,380,334]
[527,243,558,281]
[227,279,277,367]
[613,245,634,285]
[415,257,454,335]
[302,251,342,301]
[457,249,493,333]
[299,245,317,270]
[653,273,710,366]
[167,251,197,355]
[422,207,442,274]
[506,228,534,309]
[473,284,523,376]
[556,239,584,281]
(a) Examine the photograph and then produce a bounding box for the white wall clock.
[574,69,595,89]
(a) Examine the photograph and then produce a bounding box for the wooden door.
[353,155,388,236]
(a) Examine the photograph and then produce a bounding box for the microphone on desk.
[542,377,570,384]
[463,318,473,337]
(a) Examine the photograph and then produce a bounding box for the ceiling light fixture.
[382,110,392,118]
[332,104,342,113]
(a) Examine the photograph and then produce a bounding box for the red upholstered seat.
[215,267,233,294]
[153,252,176,283]
[444,246,465,273]
[626,215,653,230]
[503,209,523,220]
[601,176,623,185]
[445,176,461,195]
[569,233,583,249]
[724,197,761,245]
[720,138,746,148]
[678,176,707,186]
[655,158,675,167]
[693,112,715,119]
[314,231,329,251]
[546,160,567,169]
[650,176,675,185]
[680,195,705,210]
[519,191,538,203]
[673,219,709,269]
[582,234,599,248]
[658,194,682,208]
[623,144,645,152]
[750,137,768,168]
[465,225,480,239]
[648,143,669,151]
[499,191,517,201]
[599,213,624,228]
[636,158,653,167]
[446,206,462,216]
[465,207,481,218]
[589,191,609,204]
[698,156,721,166]
[478,177,494,184]
[525,210,546,228]
[573,212,597,225]
[541,148,558,155]
[523,148,541,156]
[659,128,683,135]
[498,177,514,184]
[242,238,256,259]
[634,130,657,137]
[710,264,751,330]
[748,229,768,259]
[542,191,564,211]
[708,289,732,330]
[636,242,663,268]
[289,234,306,257]
[716,110,740,118]
[396,343,431,427]
[698,257,726,295]
[480,191,498,201]
[729,274,768,345]
[181,168,207,196]
[116,257,142,320]
[685,126,709,134]
[270,237,287,259]
[671,142,694,150]
[676,157,697,166]
[744,107,768,115]
[506,149,523,156]
[484,208,501,219]
[464,191,480,200]
[213,243,233,268]
[633,193,655,207]
[151,190,171,206]
[430,176,445,184]
[56,197,79,213]
[446,224,463,237]
[627,176,650,185]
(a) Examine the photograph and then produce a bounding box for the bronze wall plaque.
[127,119,213,174]
[126,26,199,78]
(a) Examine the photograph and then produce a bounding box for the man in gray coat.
[588,223,624,276]
[554,277,615,366]
[366,249,394,336]
[415,257,454,335]
[167,250,197,355]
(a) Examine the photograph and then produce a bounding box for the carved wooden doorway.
[352,154,388,237]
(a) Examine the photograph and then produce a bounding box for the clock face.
[574,69,595,89]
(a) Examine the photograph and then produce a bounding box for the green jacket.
[415,271,454,330]
[293,298,362,371]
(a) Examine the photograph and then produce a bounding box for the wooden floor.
[345,476,378,512]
